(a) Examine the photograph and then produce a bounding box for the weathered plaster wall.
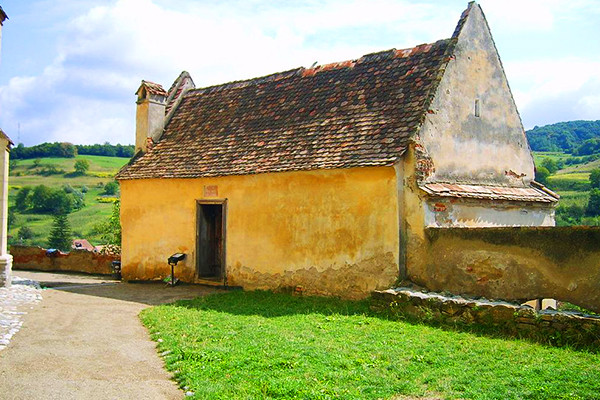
[120,166,400,298]
[424,198,555,227]
[419,5,534,186]
[10,245,118,275]
[408,227,600,313]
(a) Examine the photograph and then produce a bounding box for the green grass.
[14,155,128,173]
[8,155,127,246]
[140,291,600,400]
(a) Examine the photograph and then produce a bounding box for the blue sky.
[0,0,599,146]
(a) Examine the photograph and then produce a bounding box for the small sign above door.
[204,185,218,197]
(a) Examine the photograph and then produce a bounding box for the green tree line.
[12,142,134,159]
[526,120,600,152]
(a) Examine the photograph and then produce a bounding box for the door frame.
[196,199,228,282]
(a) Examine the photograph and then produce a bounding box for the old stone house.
[116,2,558,297]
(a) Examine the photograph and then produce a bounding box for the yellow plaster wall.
[120,166,399,298]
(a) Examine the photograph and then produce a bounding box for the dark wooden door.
[197,203,224,278]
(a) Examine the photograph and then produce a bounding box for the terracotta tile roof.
[72,239,94,251]
[139,80,167,97]
[118,39,454,180]
[419,182,559,203]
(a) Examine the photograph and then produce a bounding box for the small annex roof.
[419,182,559,203]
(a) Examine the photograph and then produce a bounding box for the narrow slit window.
[474,99,480,117]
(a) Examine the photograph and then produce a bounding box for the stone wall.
[372,287,600,349]
[407,226,600,313]
[10,245,118,275]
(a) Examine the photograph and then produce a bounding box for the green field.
[141,291,600,400]
[9,155,129,247]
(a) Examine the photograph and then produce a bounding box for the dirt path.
[0,271,221,400]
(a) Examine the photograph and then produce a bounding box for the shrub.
[585,189,600,217]
[18,226,34,240]
[590,169,600,189]
[535,166,550,185]
[74,159,90,174]
[102,181,119,196]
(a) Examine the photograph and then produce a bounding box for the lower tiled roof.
[419,182,559,203]
[117,39,454,180]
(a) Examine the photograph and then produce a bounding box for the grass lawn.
[140,291,600,400]
[532,151,569,166]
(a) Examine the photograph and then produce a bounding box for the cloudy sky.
[0,0,599,146]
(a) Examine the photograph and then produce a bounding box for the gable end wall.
[419,5,534,186]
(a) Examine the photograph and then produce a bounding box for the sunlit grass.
[141,291,600,400]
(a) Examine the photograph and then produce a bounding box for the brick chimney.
[135,80,167,154]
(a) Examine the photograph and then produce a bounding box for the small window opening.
[474,99,481,117]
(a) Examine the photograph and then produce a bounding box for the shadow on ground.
[14,269,223,306]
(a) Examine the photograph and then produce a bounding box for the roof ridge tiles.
[185,38,451,97]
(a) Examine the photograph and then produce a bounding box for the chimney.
[135,80,167,154]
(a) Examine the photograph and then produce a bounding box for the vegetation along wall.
[120,166,400,298]
[409,226,600,313]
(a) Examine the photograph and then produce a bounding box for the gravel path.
[0,276,43,351]
[0,270,221,400]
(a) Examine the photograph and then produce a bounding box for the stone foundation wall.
[372,287,600,349]
[408,226,600,314]
[10,245,118,275]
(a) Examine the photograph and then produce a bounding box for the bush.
[102,181,119,196]
[535,167,550,185]
[586,189,600,217]
[15,186,33,211]
[94,200,121,254]
[541,158,560,174]
[590,169,600,189]
[74,159,90,174]
[18,226,34,240]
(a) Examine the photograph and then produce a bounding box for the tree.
[15,186,33,211]
[95,200,121,254]
[18,226,34,240]
[48,213,72,251]
[535,167,550,185]
[33,158,41,168]
[8,207,16,229]
[102,181,119,196]
[590,169,600,189]
[74,159,90,174]
[30,185,75,214]
[541,158,559,174]
[586,189,600,217]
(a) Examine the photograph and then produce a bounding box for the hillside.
[8,155,129,248]
[526,120,600,152]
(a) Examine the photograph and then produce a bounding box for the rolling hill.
[9,155,129,248]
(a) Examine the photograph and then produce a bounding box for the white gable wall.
[419,4,534,187]
[415,4,554,227]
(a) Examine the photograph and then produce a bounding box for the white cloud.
[507,58,600,128]
[1,0,599,145]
